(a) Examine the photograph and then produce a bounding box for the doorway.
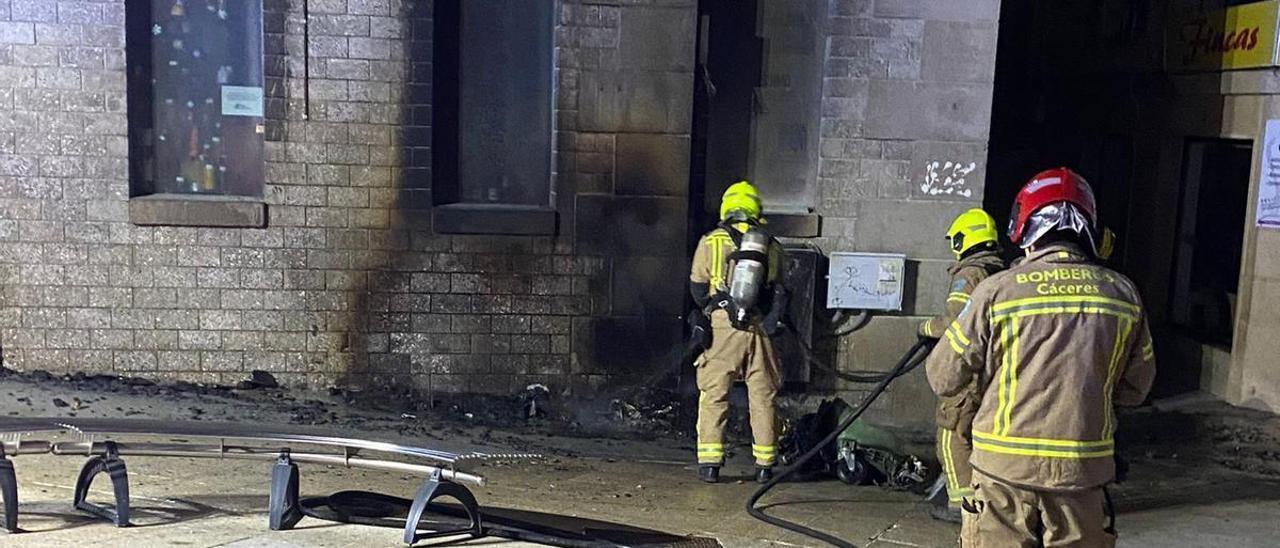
[1169,139,1252,349]
[690,0,825,230]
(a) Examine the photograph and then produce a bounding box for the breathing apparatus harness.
[684,217,788,356]
[708,218,776,328]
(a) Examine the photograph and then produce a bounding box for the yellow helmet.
[719,180,762,221]
[1097,227,1117,261]
[946,208,999,257]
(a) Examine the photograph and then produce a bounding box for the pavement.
[0,374,1278,546]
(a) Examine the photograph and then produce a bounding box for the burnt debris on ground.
[5,364,1280,486]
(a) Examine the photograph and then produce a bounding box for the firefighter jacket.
[690,225,783,329]
[920,250,1006,338]
[925,243,1156,491]
[921,249,1006,430]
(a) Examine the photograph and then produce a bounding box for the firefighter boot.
[699,465,720,483]
[755,467,774,484]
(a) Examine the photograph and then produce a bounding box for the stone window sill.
[765,212,822,238]
[130,193,268,228]
[433,203,557,235]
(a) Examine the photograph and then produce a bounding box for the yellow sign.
[1170,0,1280,71]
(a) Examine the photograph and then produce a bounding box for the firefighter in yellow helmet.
[688,181,787,484]
[919,208,1007,522]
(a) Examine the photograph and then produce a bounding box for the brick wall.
[0,0,698,401]
[0,0,135,372]
[0,0,1001,428]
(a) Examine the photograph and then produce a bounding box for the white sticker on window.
[221,85,264,117]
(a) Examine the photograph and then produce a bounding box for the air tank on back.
[728,228,770,325]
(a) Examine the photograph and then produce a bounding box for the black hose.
[746,338,935,547]
[822,308,871,339]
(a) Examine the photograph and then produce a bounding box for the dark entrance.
[1169,140,1252,347]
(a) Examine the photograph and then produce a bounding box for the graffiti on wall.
[921,160,976,197]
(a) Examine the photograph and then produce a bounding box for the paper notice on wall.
[826,252,906,311]
[221,85,264,117]
[1258,119,1280,228]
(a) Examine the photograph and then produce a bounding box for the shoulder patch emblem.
[952,279,968,293]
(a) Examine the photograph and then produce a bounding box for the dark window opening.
[1170,138,1251,347]
[695,0,823,216]
[432,0,554,207]
[125,0,266,198]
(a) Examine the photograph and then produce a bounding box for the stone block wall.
[0,0,1001,429]
[813,0,1000,425]
[0,0,696,400]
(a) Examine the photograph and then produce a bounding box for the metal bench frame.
[0,418,518,544]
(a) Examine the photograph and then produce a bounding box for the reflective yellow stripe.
[1001,320,1020,436]
[1142,341,1154,361]
[990,299,1133,438]
[993,319,1013,434]
[707,233,736,289]
[947,292,972,304]
[753,444,777,465]
[1102,318,1133,436]
[940,429,957,493]
[973,431,1114,448]
[945,330,966,354]
[991,295,1140,312]
[991,296,1139,322]
[940,429,973,502]
[947,320,971,345]
[707,235,727,288]
[698,442,725,463]
[973,441,1113,459]
[995,307,1137,324]
[973,431,1114,458]
[922,321,934,338]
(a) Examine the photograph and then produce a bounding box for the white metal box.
[825,252,907,311]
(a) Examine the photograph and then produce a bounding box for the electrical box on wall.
[826,252,907,311]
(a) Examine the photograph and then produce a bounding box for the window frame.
[429,0,558,236]
[123,0,268,228]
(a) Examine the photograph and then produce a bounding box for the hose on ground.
[745,338,935,548]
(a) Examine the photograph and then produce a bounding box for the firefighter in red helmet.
[926,168,1156,547]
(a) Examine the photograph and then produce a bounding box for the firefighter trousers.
[937,426,974,506]
[695,316,780,467]
[962,471,1115,548]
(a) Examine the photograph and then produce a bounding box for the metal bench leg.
[268,452,304,530]
[0,451,17,533]
[402,469,482,545]
[73,441,129,527]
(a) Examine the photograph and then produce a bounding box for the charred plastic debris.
[779,398,928,490]
[0,365,691,443]
[1,364,928,473]
[4,365,1276,493]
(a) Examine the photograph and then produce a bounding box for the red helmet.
[1007,167,1098,246]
